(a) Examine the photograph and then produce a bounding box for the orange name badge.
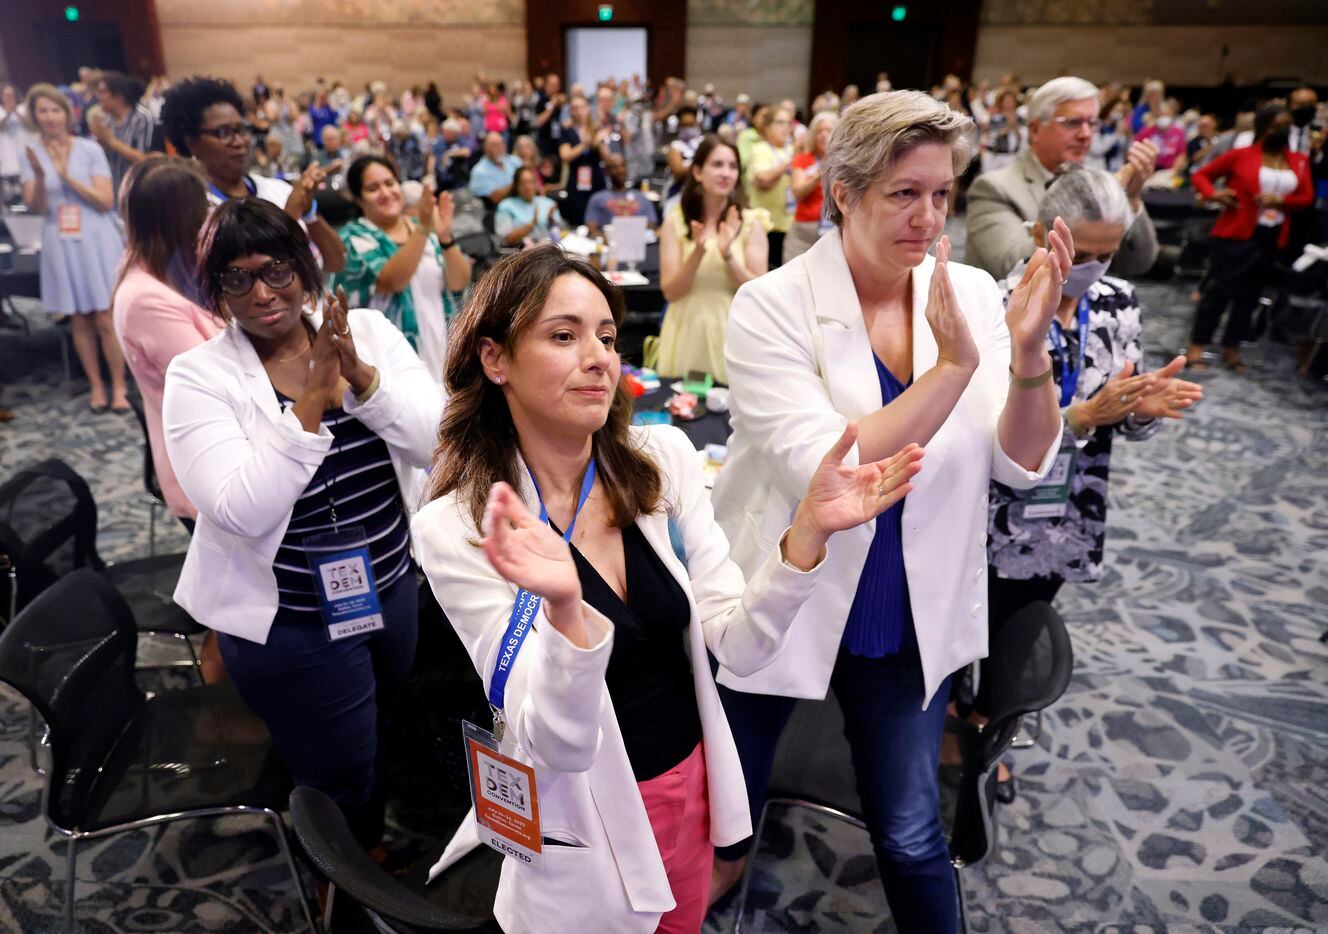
[57,204,82,239]
[464,721,543,866]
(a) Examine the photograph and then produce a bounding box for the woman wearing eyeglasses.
[161,76,345,273]
[162,198,441,849]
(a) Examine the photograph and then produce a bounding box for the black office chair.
[0,457,204,670]
[0,568,314,934]
[290,786,501,933]
[731,601,1074,934]
[125,393,169,558]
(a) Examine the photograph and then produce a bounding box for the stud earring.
[493,375,504,384]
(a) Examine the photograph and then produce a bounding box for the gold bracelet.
[1008,365,1053,390]
[353,369,381,403]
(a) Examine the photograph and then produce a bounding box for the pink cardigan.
[112,265,222,519]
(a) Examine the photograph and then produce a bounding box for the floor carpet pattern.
[1,217,1325,932]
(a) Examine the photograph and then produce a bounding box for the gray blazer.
[964,147,1159,280]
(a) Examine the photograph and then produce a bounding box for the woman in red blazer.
[1187,102,1312,371]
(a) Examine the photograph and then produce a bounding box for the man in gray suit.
[966,76,1160,280]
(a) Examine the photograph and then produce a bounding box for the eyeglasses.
[197,123,253,144]
[217,260,296,297]
[1050,117,1100,132]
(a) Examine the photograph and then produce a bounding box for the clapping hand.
[434,189,456,240]
[325,286,376,396]
[688,220,712,249]
[1128,355,1204,421]
[1207,188,1239,209]
[924,235,980,372]
[715,204,743,257]
[798,425,925,540]
[1005,217,1074,357]
[417,180,438,231]
[286,161,338,220]
[1075,360,1156,427]
[482,481,583,631]
[1117,139,1158,205]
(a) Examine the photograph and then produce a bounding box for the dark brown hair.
[425,244,662,531]
[680,134,747,240]
[118,156,209,287]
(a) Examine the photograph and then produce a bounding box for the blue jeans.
[218,570,419,847]
[718,643,957,933]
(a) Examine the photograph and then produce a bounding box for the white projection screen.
[565,27,648,89]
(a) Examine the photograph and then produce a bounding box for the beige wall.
[974,24,1328,86]
[686,0,813,107]
[156,0,526,104]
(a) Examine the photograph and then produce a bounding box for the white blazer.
[163,306,443,644]
[414,425,824,934]
[711,229,1061,707]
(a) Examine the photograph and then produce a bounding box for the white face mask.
[1155,116,1174,129]
[1061,258,1111,298]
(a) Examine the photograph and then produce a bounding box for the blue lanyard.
[487,459,597,712]
[1047,296,1090,409]
[207,176,257,201]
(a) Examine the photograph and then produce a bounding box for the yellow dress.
[656,203,770,384]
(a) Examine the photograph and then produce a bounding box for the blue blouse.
[841,356,914,657]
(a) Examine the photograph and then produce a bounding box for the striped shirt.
[105,103,160,197]
[272,393,412,615]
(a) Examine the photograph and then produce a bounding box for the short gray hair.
[805,110,839,152]
[821,90,976,226]
[1026,76,1099,124]
[1037,164,1130,229]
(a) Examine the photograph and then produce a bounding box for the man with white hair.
[966,75,1159,279]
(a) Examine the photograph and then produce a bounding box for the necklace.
[266,330,313,364]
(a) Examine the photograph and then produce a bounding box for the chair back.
[767,694,862,819]
[945,600,1073,866]
[0,568,144,830]
[0,459,103,617]
[289,786,492,932]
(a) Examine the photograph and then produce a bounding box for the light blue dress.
[19,136,124,313]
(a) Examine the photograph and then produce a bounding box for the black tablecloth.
[633,383,730,450]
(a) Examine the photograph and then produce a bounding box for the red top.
[1191,145,1313,247]
[792,152,823,223]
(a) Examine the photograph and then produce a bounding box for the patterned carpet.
[1,216,1326,932]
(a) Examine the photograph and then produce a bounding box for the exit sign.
[65,5,80,21]
[598,4,613,21]
[891,5,907,20]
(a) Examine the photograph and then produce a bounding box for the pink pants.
[637,742,713,933]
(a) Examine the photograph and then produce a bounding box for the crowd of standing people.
[3,55,1322,932]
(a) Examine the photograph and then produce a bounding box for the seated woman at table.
[413,243,924,933]
[656,135,769,383]
[336,154,471,384]
[19,83,128,413]
[495,166,564,248]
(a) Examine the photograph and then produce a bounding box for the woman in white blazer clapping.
[163,198,442,850]
[412,244,923,933]
[708,91,1073,931]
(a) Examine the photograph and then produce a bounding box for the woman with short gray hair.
[980,166,1200,760]
[707,90,1073,929]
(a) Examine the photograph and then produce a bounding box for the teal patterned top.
[334,218,461,348]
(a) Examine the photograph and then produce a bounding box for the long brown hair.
[112,155,210,311]
[680,135,747,239]
[425,244,663,532]
[118,156,209,286]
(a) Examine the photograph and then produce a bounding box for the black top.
[559,521,702,782]
[271,390,412,615]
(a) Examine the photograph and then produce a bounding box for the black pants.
[1190,225,1280,348]
[972,571,1063,717]
[766,230,785,269]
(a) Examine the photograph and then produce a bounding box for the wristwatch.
[439,237,457,250]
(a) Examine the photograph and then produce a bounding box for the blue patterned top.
[841,356,913,657]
